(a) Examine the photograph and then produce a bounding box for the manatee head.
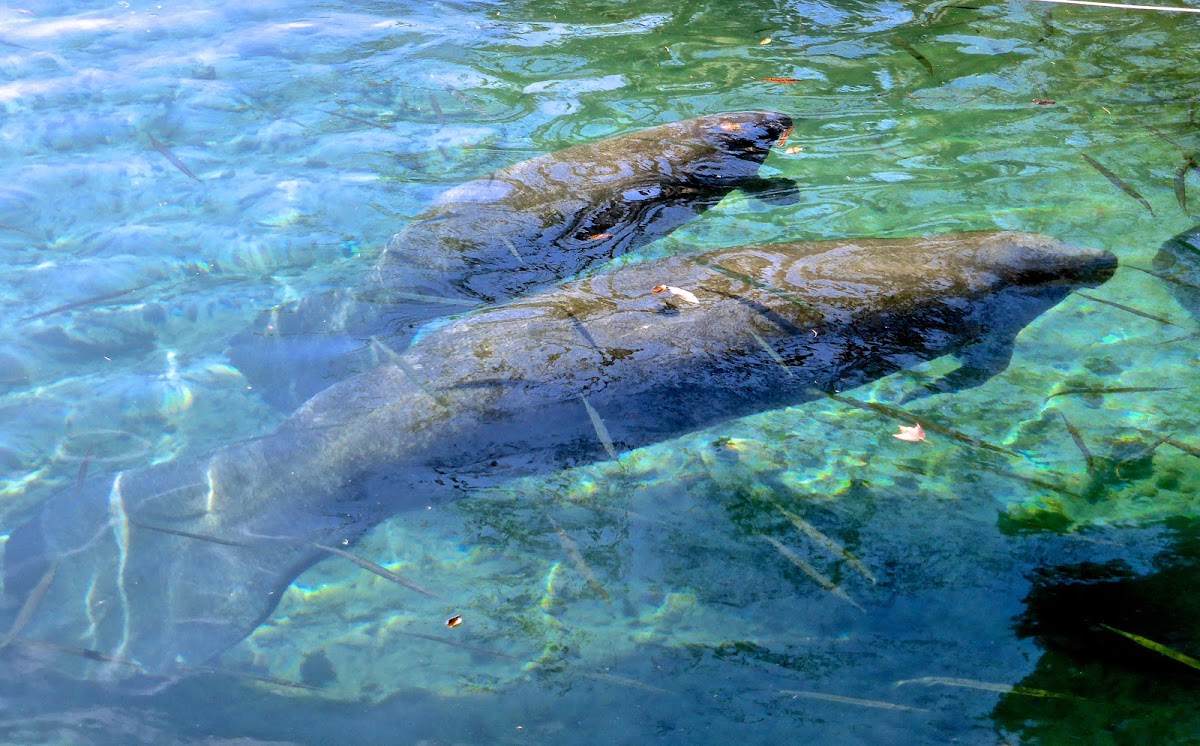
[927,232,1117,378]
[969,232,1118,290]
[799,232,1118,312]
[669,110,793,186]
[815,232,1117,372]
[688,110,794,157]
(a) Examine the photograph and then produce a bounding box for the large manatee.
[1,231,1116,678]
[229,111,795,409]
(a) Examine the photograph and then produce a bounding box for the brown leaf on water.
[893,423,925,442]
[1032,99,1056,105]
[817,390,1018,456]
[651,284,699,304]
[761,77,803,83]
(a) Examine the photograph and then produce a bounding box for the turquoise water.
[2,0,1200,742]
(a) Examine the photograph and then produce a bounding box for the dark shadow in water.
[994,517,1200,744]
[1152,224,1200,318]
[0,477,1189,744]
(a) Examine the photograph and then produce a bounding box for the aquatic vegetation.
[1079,153,1154,215]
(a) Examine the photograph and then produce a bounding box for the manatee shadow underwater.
[988,518,1200,743]
[0,112,1121,689]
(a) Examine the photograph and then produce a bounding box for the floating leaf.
[893,423,926,442]
[651,284,699,304]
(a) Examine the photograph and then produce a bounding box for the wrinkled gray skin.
[1,231,1115,679]
[229,111,795,409]
[1151,224,1200,315]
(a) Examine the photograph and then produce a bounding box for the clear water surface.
[1,0,1200,743]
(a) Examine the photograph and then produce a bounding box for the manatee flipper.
[225,288,471,410]
[225,289,376,410]
[900,334,1017,404]
[736,176,802,206]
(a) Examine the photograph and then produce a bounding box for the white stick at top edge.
[1027,0,1200,13]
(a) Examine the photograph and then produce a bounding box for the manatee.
[228,111,795,409]
[1,231,1115,678]
[1151,223,1200,315]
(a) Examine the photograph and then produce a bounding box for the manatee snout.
[679,111,793,188]
[1038,244,1118,288]
[699,110,794,157]
[978,233,1118,288]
